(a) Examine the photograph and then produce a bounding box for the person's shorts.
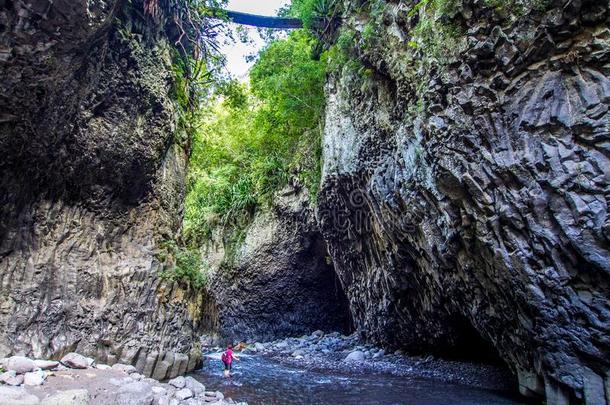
[223,362,232,371]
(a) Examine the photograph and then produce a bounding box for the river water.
[192,354,525,405]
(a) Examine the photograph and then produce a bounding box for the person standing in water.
[221,344,240,377]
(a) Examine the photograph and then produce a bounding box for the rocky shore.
[205,331,516,392]
[0,353,243,405]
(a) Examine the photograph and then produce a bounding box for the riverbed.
[192,354,525,405]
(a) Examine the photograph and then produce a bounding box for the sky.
[219,0,290,79]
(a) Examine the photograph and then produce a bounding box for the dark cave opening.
[440,315,507,366]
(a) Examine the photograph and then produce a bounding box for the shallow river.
[192,354,525,405]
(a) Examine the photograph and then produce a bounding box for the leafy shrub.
[183,30,326,247]
[157,240,207,289]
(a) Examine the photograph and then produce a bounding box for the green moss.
[157,240,207,289]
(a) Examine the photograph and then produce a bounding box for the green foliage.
[157,240,207,289]
[409,0,464,61]
[183,31,326,247]
[290,0,340,28]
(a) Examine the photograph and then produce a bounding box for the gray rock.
[24,370,46,386]
[0,386,40,404]
[109,377,135,386]
[0,370,24,386]
[115,382,154,405]
[174,388,193,400]
[184,376,205,396]
[60,353,93,369]
[34,360,59,370]
[168,376,186,388]
[112,363,137,374]
[6,356,36,374]
[131,373,144,381]
[344,351,365,362]
[40,389,89,405]
[152,386,167,396]
[95,364,111,370]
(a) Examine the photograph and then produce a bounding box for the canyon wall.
[202,186,352,344]
[0,0,204,378]
[317,0,609,402]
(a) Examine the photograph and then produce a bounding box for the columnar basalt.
[203,187,352,343]
[317,0,609,402]
[0,1,203,377]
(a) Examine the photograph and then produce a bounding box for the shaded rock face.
[204,187,352,343]
[317,0,609,402]
[0,1,203,377]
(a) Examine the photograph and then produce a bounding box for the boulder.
[344,351,365,362]
[174,388,193,400]
[115,382,154,405]
[168,376,185,388]
[0,386,40,405]
[24,370,46,386]
[40,389,90,405]
[0,370,24,386]
[152,386,167,396]
[112,363,137,374]
[6,356,36,374]
[184,376,205,396]
[60,353,93,369]
[34,360,59,370]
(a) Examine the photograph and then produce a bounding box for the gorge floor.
[194,333,525,405]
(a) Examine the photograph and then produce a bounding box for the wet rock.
[0,386,40,404]
[6,356,36,374]
[344,351,365,362]
[24,370,46,386]
[60,353,93,369]
[115,381,154,405]
[40,389,90,405]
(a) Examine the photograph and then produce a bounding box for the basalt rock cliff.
[201,186,352,344]
[0,0,203,378]
[317,0,609,403]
